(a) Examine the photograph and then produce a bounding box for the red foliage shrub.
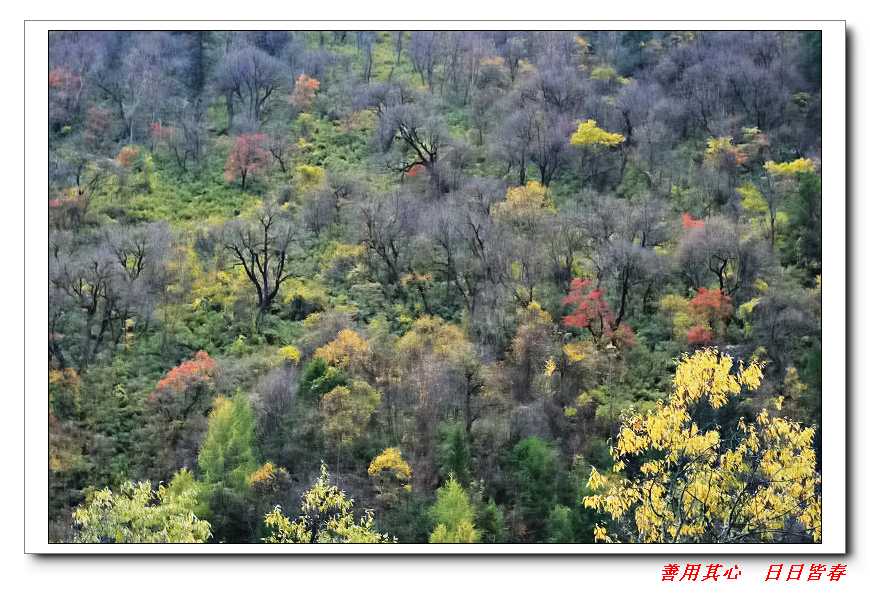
[689,288,733,323]
[562,278,635,349]
[84,106,113,149]
[681,213,705,229]
[49,67,81,91]
[224,133,270,188]
[406,164,426,177]
[563,279,609,331]
[686,325,714,345]
[610,323,637,350]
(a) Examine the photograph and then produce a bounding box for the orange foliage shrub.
[290,74,320,110]
[116,146,140,168]
[152,351,217,397]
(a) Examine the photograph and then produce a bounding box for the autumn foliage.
[690,287,733,323]
[49,67,78,89]
[313,329,372,375]
[681,213,705,229]
[562,278,636,349]
[704,136,748,170]
[145,352,219,475]
[224,133,270,189]
[49,187,84,210]
[116,146,141,168]
[49,67,82,95]
[569,119,625,147]
[406,163,426,177]
[686,325,715,345]
[687,288,733,345]
[659,288,733,346]
[290,74,320,110]
[584,349,820,544]
[84,106,113,149]
[152,351,217,398]
[47,31,823,547]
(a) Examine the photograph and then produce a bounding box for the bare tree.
[91,32,187,144]
[223,201,297,318]
[377,103,452,197]
[215,45,284,130]
[676,215,772,299]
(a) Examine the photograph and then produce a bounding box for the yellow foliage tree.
[492,181,555,224]
[764,157,815,177]
[72,470,211,543]
[369,447,413,482]
[249,461,278,485]
[752,158,815,246]
[396,315,474,368]
[277,344,301,365]
[658,294,696,340]
[248,461,291,495]
[569,119,625,147]
[583,348,820,544]
[368,447,413,505]
[294,163,326,194]
[736,181,788,245]
[704,136,748,169]
[314,329,372,376]
[562,340,594,364]
[590,65,618,81]
[736,181,767,215]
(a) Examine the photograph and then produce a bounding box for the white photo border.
[24,19,847,554]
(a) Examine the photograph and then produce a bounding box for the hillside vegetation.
[48,30,822,544]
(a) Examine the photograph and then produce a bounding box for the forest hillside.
[48,30,823,544]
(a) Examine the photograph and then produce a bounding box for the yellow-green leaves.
[396,315,474,367]
[705,136,735,157]
[764,157,815,176]
[264,464,394,543]
[294,163,326,194]
[321,380,381,447]
[590,66,618,81]
[737,182,767,215]
[428,476,480,543]
[72,470,211,543]
[198,393,258,490]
